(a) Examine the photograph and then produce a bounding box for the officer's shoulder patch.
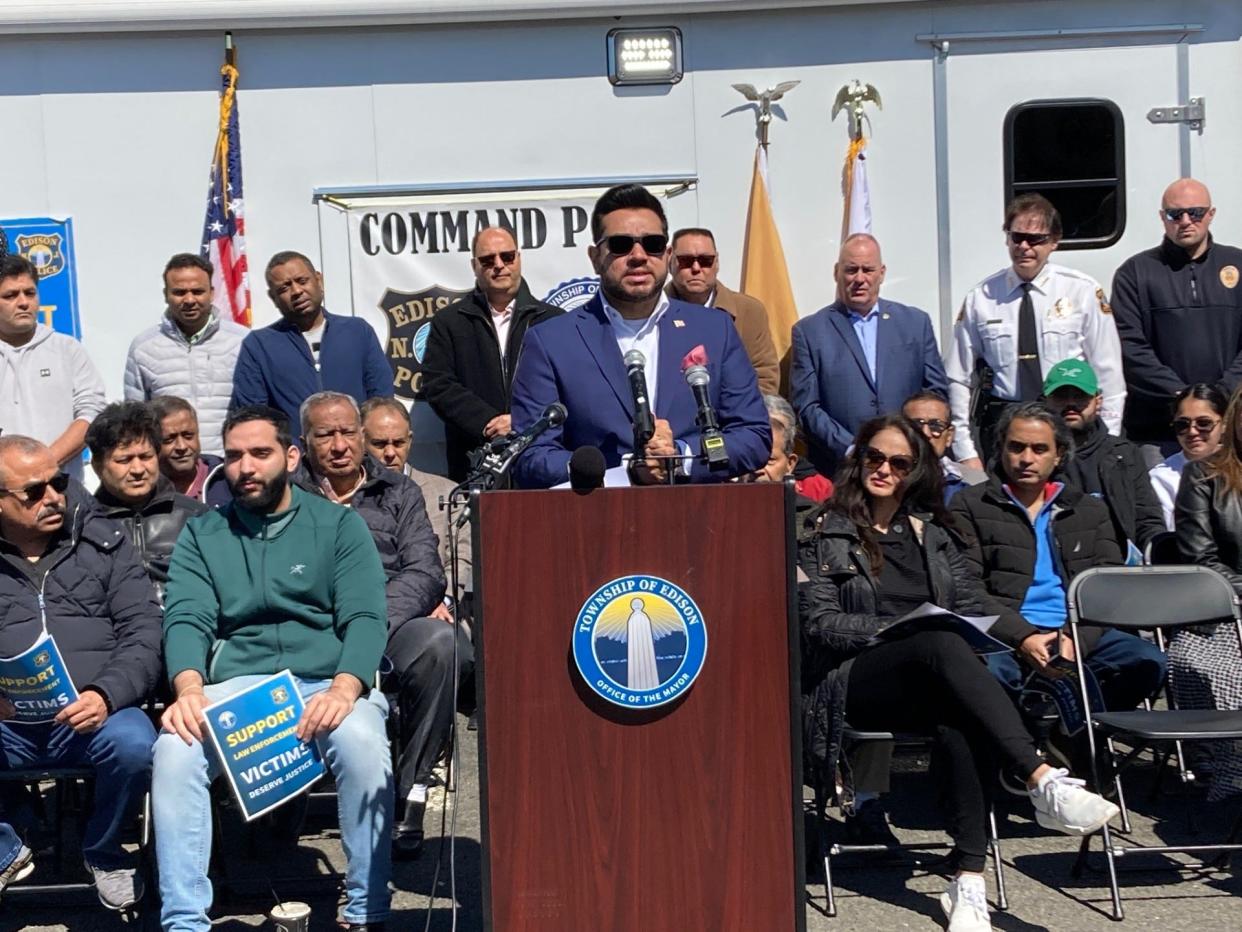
[1095,287,1113,315]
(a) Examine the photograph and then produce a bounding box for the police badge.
[379,284,471,400]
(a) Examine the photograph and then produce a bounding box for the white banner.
[346,191,613,400]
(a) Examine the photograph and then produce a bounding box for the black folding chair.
[1066,564,1242,920]
[815,727,1009,918]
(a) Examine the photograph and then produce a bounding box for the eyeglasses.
[908,417,951,437]
[474,250,517,268]
[0,472,69,505]
[861,447,914,476]
[597,234,669,257]
[1172,416,1220,435]
[1006,231,1054,247]
[674,254,716,270]
[1163,206,1211,223]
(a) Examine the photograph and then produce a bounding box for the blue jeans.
[0,707,155,868]
[986,627,1169,712]
[152,676,393,932]
[0,823,22,870]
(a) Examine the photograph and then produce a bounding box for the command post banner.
[0,217,82,340]
[346,192,604,401]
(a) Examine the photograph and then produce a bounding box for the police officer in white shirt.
[945,193,1125,470]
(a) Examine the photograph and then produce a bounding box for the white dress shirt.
[601,291,671,409]
[944,261,1126,461]
[489,299,515,356]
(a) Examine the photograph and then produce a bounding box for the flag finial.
[831,80,882,141]
[731,80,800,150]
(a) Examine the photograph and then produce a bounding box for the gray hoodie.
[0,324,106,480]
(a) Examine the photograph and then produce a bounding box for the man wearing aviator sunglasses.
[946,193,1125,472]
[508,184,770,489]
[664,227,779,395]
[421,227,561,481]
[1111,177,1242,462]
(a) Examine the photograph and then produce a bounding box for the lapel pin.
[881,313,890,320]
[673,319,686,328]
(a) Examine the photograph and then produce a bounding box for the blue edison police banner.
[203,670,325,821]
[0,217,81,339]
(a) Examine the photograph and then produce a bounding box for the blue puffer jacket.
[0,487,164,711]
[228,310,394,434]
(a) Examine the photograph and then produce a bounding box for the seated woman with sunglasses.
[1149,383,1227,529]
[800,415,1119,932]
[1174,387,1242,801]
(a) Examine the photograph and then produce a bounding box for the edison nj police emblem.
[33,651,50,667]
[16,234,64,278]
[573,574,708,709]
[270,686,290,705]
[379,284,470,400]
[544,276,600,311]
[217,711,237,730]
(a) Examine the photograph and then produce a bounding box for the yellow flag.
[740,147,798,362]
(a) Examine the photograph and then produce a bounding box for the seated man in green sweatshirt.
[151,406,393,932]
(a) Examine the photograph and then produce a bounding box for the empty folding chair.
[1066,564,1242,920]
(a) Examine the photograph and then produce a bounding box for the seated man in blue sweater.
[230,251,394,437]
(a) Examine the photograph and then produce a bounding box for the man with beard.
[1041,359,1166,559]
[87,401,207,602]
[230,251,393,439]
[508,184,770,488]
[0,436,162,910]
[153,406,392,932]
[301,391,471,858]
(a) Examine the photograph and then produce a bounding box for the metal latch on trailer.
[1147,97,1205,131]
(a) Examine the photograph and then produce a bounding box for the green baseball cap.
[1042,358,1099,396]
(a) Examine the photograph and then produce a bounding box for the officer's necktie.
[1016,282,1042,401]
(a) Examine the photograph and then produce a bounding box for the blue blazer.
[509,295,771,489]
[791,299,947,476]
[229,310,394,437]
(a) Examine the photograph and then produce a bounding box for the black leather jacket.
[93,477,208,602]
[1175,460,1242,594]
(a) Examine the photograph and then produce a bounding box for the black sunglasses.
[1006,231,1054,247]
[674,254,716,270]
[1163,206,1210,223]
[861,447,914,476]
[908,417,951,437]
[0,472,69,505]
[1172,416,1220,435]
[598,234,669,257]
[474,250,517,268]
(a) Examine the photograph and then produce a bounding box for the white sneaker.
[1029,767,1120,835]
[939,873,993,931]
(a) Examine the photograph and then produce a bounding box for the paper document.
[0,633,79,724]
[871,602,1012,655]
[202,670,325,821]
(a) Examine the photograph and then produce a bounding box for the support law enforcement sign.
[0,217,82,339]
[203,670,325,821]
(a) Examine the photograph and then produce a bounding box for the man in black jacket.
[1112,178,1242,459]
[88,402,208,602]
[0,435,162,910]
[299,391,471,858]
[1040,360,1166,558]
[421,226,562,480]
[949,402,1167,718]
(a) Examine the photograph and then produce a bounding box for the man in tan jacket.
[665,227,780,394]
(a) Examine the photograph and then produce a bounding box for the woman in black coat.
[799,415,1118,931]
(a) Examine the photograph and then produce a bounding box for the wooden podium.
[473,482,804,931]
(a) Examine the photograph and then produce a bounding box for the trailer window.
[1004,99,1125,249]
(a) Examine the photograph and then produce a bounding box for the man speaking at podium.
[509,184,770,489]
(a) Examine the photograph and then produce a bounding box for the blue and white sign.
[203,670,325,821]
[573,574,708,709]
[0,633,79,724]
[0,217,81,339]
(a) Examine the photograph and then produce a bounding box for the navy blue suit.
[791,299,947,476]
[509,295,771,489]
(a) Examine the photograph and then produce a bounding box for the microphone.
[683,364,730,470]
[568,446,606,492]
[475,402,568,485]
[623,349,656,453]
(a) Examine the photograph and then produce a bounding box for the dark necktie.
[1016,282,1042,400]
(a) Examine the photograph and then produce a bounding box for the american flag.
[200,54,251,327]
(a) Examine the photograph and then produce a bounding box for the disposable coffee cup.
[270,901,311,932]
